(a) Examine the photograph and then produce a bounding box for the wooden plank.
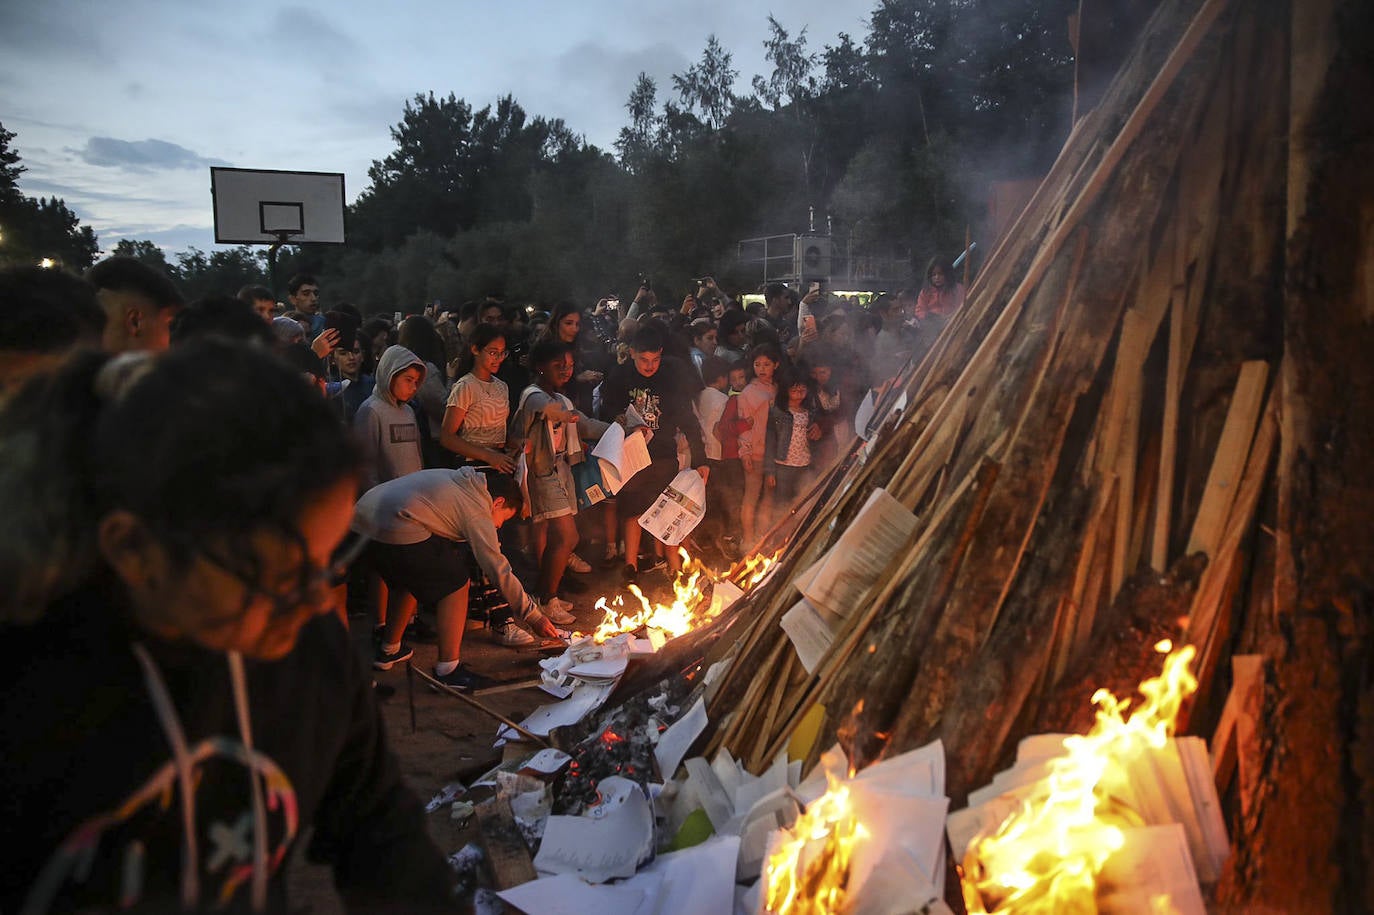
[1184,393,1279,685]
[1152,293,1187,571]
[1210,654,1264,795]
[1186,360,1270,557]
[475,797,538,893]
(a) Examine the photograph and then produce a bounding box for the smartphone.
[322,310,359,351]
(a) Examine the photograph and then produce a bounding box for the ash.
[554,669,699,816]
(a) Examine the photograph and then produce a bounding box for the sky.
[1,0,875,256]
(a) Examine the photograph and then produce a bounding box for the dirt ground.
[286,552,644,914]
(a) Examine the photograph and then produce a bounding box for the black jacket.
[0,580,457,913]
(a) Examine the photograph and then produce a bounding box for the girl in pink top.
[736,344,782,548]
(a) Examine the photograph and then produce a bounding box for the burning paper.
[956,641,1225,914]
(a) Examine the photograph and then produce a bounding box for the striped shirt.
[446,373,509,447]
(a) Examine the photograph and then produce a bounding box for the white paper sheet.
[503,680,617,741]
[520,748,574,776]
[592,416,653,494]
[534,777,655,883]
[779,598,836,674]
[1097,824,1206,915]
[497,873,646,915]
[797,488,917,618]
[654,697,708,780]
[627,836,740,915]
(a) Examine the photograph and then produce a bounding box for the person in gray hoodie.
[353,344,426,491]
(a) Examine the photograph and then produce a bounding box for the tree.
[751,16,818,111]
[173,246,268,301]
[0,122,24,208]
[0,123,99,270]
[615,73,660,169]
[112,239,173,274]
[673,35,738,130]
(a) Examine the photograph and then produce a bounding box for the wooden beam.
[1186,360,1270,558]
[475,797,538,894]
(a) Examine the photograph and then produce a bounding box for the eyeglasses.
[482,349,509,359]
[166,528,370,619]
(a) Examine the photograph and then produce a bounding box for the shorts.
[615,456,680,518]
[362,536,471,606]
[529,461,577,521]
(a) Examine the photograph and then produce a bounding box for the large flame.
[962,641,1199,913]
[764,774,868,914]
[586,550,778,644]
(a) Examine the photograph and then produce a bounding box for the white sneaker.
[542,597,577,625]
[493,621,535,647]
[566,553,592,574]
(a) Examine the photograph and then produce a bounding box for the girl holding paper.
[511,340,613,622]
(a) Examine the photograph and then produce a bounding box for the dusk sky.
[1,0,874,256]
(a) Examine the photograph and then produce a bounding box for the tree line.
[5,0,1079,313]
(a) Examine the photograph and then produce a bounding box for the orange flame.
[763,773,868,914]
[583,550,780,644]
[962,641,1199,913]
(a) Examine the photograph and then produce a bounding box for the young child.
[713,363,749,559]
[695,356,730,556]
[353,344,425,491]
[803,346,844,475]
[727,363,748,396]
[735,344,782,548]
[510,340,610,624]
[763,367,821,510]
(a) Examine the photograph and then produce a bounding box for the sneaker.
[566,553,592,574]
[493,621,535,647]
[622,563,639,585]
[643,555,668,573]
[373,642,414,671]
[541,596,577,625]
[433,664,495,692]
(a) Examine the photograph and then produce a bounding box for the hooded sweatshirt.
[0,578,458,913]
[354,345,425,490]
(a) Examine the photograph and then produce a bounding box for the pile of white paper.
[495,724,953,915]
[948,734,1228,914]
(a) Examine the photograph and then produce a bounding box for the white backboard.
[210,167,346,244]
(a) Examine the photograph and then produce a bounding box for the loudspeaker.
[793,234,832,282]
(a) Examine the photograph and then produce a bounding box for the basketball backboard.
[210,167,346,245]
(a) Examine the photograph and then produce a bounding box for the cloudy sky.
[1,0,874,255]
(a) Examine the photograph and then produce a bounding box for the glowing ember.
[587,549,758,644]
[962,641,1199,914]
[763,773,868,914]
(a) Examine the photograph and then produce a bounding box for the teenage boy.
[352,467,564,690]
[599,322,709,580]
[695,356,731,556]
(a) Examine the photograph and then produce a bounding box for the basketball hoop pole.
[266,230,297,298]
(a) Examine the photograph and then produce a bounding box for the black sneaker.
[434,664,495,692]
[373,642,414,671]
[622,563,639,584]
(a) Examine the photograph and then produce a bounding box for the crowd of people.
[0,253,963,911]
